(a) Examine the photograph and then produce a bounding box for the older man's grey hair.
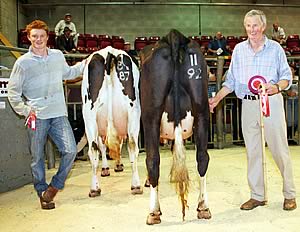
[244,9,267,28]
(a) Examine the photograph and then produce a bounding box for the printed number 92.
[187,67,201,79]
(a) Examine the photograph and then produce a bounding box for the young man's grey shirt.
[8,47,84,119]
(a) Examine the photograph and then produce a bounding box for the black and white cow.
[140,29,211,224]
[81,46,142,197]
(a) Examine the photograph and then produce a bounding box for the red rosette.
[248,75,267,94]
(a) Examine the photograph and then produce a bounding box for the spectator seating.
[85,34,99,53]
[239,35,248,42]
[112,35,125,50]
[189,36,201,46]
[18,29,30,48]
[226,36,239,52]
[200,35,213,48]
[77,34,87,53]
[148,36,160,45]
[16,28,300,58]
[290,46,300,56]
[134,36,148,51]
[286,34,300,49]
[47,31,56,49]
[98,34,112,49]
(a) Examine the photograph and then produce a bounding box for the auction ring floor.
[1,145,299,232]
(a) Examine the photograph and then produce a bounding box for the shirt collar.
[246,35,269,51]
[29,46,52,58]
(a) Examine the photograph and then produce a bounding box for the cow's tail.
[168,29,190,221]
[170,125,189,221]
[105,52,121,160]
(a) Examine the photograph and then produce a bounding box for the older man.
[209,10,296,211]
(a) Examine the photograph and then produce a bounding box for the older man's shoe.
[240,198,266,210]
[283,198,297,211]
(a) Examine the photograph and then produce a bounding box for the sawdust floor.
[0,145,299,232]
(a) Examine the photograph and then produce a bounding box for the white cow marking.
[117,59,130,81]
[188,53,202,80]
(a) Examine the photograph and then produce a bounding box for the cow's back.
[140,30,208,139]
[82,46,140,141]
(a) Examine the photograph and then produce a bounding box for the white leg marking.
[99,138,108,169]
[88,146,100,191]
[128,137,141,187]
[198,175,209,209]
[149,185,160,213]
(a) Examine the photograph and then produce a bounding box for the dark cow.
[140,29,211,224]
[81,46,142,197]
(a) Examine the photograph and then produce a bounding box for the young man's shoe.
[40,197,55,210]
[42,185,58,202]
[39,185,59,209]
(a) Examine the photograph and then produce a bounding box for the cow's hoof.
[114,164,124,172]
[101,167,110,177]
[131,186,143,195]
[89,189,101,198]
[144,179,150,188]
[197,208,212,219]
[146,212,161,225]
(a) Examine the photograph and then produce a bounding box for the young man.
[209,10,297,211]
[8,20,85,210]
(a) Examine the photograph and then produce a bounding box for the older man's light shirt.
[223,37,292,99]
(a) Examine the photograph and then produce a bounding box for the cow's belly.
[160,111,194,140]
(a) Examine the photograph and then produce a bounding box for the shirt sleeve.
[55,20,63,36]
[62,55,85,80]
[7,62,31,117]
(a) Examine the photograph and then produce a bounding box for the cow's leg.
[99,138,110,177]
[144,121,162,225]
[197,175,211,219]
[88,143,101,197]
[127,135,142,195]
[114,140,124,172]
[194,113,211,219]
[144,177,150,187]
[146,185,162,225]
[127,106,142,194]
[84,114,102,197]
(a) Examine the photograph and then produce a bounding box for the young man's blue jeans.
[27,116,77,197]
